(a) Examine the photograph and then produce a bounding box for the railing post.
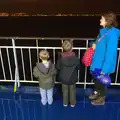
[12,38,20,92]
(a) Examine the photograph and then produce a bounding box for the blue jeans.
[40,88,53,105]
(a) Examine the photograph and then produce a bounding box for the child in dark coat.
[56,40,80,107]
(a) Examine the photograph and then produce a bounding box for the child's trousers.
[62,84,76,105]
[40,88,53,105]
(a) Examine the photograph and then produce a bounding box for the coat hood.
[60,52,78,67]
[113,27,120,38]
[37,61,52,74]
[100,27,120,38]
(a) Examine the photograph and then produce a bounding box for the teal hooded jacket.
[90,27,120,74]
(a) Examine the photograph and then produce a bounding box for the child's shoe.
[48,99,53,105]
[41,100,47,105]
[63,104,68,107]
[70,104,75,107]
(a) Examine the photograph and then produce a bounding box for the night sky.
[0,0,120,14]
[0,0,120,37]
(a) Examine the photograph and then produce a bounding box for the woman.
[89,12,120,105]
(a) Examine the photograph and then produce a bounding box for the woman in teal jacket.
[89,12,120,105]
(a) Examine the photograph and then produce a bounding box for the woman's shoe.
[89,91,99,99]
[91,96,105,105]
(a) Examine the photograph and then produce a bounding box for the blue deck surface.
[0,86,120,120]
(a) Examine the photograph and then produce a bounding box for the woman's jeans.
[94,79,107,97]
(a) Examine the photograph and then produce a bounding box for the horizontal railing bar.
[0,80,15,82]
[0,46,87,49]
[0,46,120,50]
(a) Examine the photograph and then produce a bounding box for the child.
[33,50,56,105]
[89,12,120,105]
[56,40,80,107]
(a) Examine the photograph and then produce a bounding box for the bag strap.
[95,29,110,44]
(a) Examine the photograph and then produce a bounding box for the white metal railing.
[0,37,120,89]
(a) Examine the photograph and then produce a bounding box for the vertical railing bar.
[115,50,120,83]
[78,49,80,83]
[6,48,13,80]
[84,40,89,89]
[53,48,55,64]
[12,39,20,90]
[21,48,26,80]
[36,39,39,62]
[0,48,6,80]
[29,48,33,81]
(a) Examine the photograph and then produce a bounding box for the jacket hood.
[61,52,75,58]
[100,27,120,38]
[113,27,120,38]
[37,61,51,74]
[60,52,78,67]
